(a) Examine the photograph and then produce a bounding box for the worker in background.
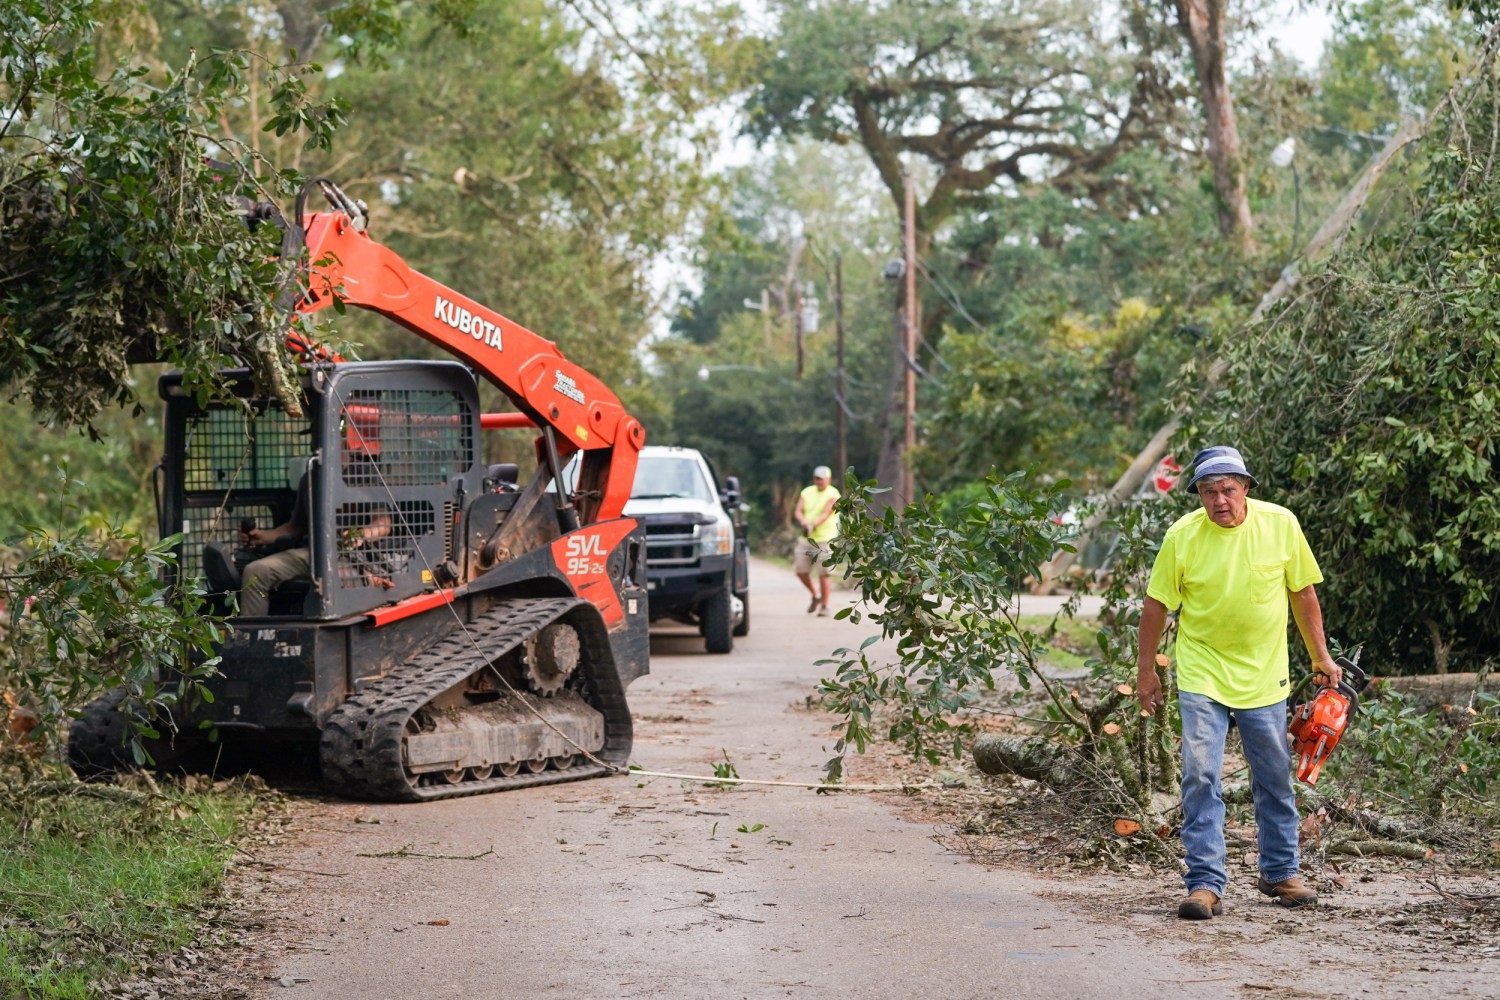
[792,464,840,617]
[1136,445,1342,920]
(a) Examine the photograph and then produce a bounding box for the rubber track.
[320,597,624,802]
[67,689,133,779]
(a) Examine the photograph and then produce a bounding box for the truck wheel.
[732,591,750,637]
[703,586,734,654]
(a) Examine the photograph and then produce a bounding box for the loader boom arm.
[294,206,644,524]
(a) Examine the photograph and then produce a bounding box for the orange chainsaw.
[1289,651,1368,785]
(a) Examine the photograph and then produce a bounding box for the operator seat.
[487,463,519,491]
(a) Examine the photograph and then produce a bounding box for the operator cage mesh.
[179,402,307,584]
[333,387,470,591]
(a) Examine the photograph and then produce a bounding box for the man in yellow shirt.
[1136,446,1342,920]
[792,465,840,617]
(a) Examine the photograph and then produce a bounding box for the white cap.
[813,465,832,479]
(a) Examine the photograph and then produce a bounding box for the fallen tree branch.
[971,734,1078,791]
[1302,793,1429,843]
[1425,878,1500,916]
[10,781,151,805]
[1328,839,1432,860]
[356,844,495,861]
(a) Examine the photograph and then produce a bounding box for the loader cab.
[158,361,485,620]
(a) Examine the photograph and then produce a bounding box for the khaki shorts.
[793,537,835,576]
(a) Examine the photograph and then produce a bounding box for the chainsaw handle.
[1332,654,1367,712]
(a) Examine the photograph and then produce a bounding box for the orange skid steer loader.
[68,180,650,801]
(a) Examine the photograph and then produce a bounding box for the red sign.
[1153,455,1182,494]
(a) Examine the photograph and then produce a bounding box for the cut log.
[971,734,1078,791]
[1374,673,1496,710]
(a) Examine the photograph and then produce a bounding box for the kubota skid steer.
[68,180,649,801]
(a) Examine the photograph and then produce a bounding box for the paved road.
[234,560,1488,999]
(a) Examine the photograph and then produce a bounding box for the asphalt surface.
[235,560,1492,999]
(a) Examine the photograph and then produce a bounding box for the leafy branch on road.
[817,472,1181,836]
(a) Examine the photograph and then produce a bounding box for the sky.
[1264,3,1334,68]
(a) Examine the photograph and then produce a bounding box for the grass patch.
[1018,613,1099,676]
[0,768,264,998]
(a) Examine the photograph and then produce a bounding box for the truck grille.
[644,522,699,567]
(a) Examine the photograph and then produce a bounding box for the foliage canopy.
[0,0,343,429]
[1195,27,1500,673]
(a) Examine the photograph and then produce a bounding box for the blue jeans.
[1178,692,1300,896]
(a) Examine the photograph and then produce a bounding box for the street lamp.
[697,364,777,382]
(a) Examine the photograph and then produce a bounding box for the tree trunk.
[1173,0,1255,253]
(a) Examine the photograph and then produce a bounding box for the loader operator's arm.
[290,183,644,525]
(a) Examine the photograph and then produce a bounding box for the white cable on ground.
[624,767,942,792]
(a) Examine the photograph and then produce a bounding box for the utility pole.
[794,283,805,379]
[741,289,773,348]
[902,172,918,506]
[834,251,847,478]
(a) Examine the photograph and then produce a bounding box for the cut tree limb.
[971,734,1078,791]
[1328,840,1432,860]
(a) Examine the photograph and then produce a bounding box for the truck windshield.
[632,456,716,502]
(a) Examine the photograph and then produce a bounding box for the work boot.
[1258,875,1317,908]
[1176,888,1222,920]
[807,595,820,613]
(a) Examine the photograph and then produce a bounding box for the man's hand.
[1135,597,1170,716]
[1313,656,1343,687]
[242,527,274,548]
[1136,666,1165,716]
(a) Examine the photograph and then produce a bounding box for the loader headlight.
[698,518,733,557]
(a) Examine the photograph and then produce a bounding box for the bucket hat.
[1185,445,1257,494]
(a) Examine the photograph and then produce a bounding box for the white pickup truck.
[624,446,750,653]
